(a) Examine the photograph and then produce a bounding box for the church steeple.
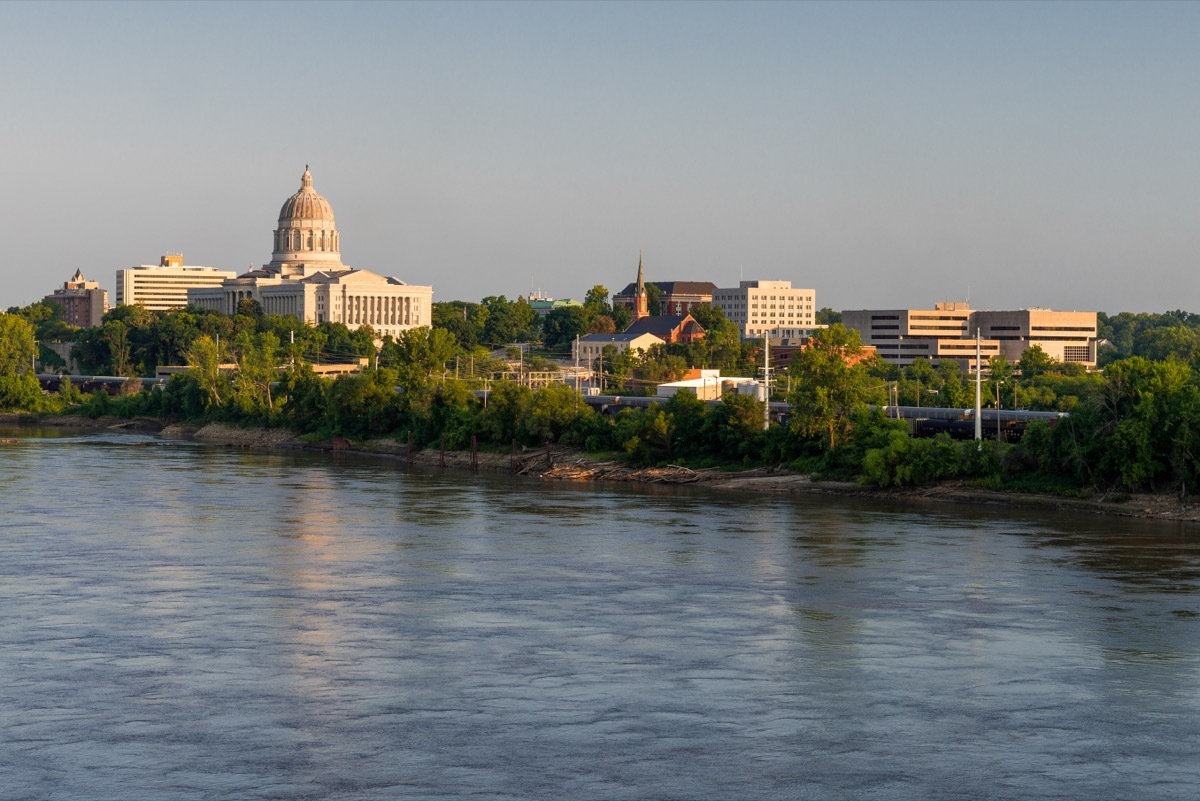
[633,250,649,321]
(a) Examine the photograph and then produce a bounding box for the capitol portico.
[189,167,432,339]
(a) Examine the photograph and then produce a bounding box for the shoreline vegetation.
[5,303,1200,525]
[6,413,1198,524]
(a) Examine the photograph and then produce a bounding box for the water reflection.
[2,432,1199,800]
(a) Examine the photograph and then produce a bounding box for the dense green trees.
[542,306,594,350]
[9,295,1200,499]
[0,313,41,408]
[788,324,874,450]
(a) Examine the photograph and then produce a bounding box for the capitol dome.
[270,166,343,270]
[279,167,336,224]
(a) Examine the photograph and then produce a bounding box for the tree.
[645,283,662,316]
[0,313,37,376]
[687,303,730,334]
[525,383,590,443]
[10,300,73,341]
[481,296,536,346]
[1017,345,1056,379]
[787,323,871,450]
[186,335,226,408]
[816,307,842,325]
[236,298,264,319]
[480,381,532,444]
[432,301,484,349]
[103,320,133,377]
[584,285,610,311]
[986,355,1015,408]
[381,326,458,401]
[542,306,593,350]
[1134,326,1200,363]
[232,331,281,415]
[588,315,616,335]
[1093,357,1200,493]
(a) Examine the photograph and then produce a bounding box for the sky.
[1,0,1198,314]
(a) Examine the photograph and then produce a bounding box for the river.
[1,428,1198,800]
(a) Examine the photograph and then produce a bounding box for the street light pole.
[974,330,982,441]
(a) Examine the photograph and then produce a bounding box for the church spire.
[633,250,649,321]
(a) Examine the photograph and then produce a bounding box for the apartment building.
[44,269,108,328]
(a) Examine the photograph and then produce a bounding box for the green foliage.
[431,301,485,349]
[1098,310,1200,364]
[231,331,281,419]
[7,300,75,343]
[481,295,536,346]
[787,323,872,450]
[1017,345,1056,378]
[186,335,228,409]
[542,306,594,351]
[617,406,673,466]
[0,374,42,410]
[325,370,402,440]
[24,298,1200,499]
[861,433,1004,487]
[0,314,37,376]
[645,283,662,317]
[480,381,532,445]
[525,383,592,444]
[702,393,768,464]
[583,285,610,312]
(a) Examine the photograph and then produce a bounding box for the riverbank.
[6,413,1199,524]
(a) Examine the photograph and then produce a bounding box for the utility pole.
[974,329,982,441]
[762,334,771,431]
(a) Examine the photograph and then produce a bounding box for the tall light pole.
[974,330,982,441]
[762,333,771,431]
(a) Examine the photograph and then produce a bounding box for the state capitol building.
[188,167,432,339]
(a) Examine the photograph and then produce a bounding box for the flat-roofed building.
[974,309,1098,366]
[712,280,817,340]
[843,302,1097,371]
[116,254,236,311]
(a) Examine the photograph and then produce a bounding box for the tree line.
[2,300,1200,498]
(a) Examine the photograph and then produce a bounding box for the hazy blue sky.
[2,1,1198,313]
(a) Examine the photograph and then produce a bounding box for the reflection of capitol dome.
[270,166,342,269]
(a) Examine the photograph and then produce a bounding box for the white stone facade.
[188,168,433,339]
